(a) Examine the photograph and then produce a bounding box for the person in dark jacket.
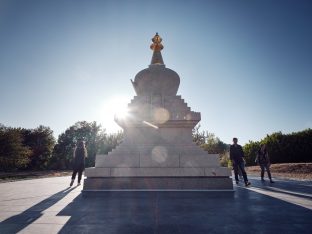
[70,140,87,186]
[255,144,274,183]
[230,137,251,186]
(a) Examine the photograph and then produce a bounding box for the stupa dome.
[131,33,180,96]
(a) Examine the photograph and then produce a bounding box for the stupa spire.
[150,32,164,65]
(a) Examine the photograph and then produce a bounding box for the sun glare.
[96,96,130,133]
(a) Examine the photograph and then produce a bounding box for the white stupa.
[83,33,233,191]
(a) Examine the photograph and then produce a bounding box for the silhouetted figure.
[230,137,251,186]
[237,161,244,179]
[255,144,274,183]
[70,140,87,186]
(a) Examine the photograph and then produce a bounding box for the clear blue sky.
[1,0,311,145]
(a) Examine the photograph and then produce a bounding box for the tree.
[192,124,208,146]
[192,125,230,167]
[50,121,123,169]
[243,140,260,166]
[0,127,32,171]
[97,131,123,154]
[243,129,312,164]
[22,125,55,170]
[201,133,228,154]
[201,133,229,167]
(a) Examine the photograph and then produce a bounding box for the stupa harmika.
[83,33,233,191]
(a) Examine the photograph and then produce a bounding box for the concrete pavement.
[0,176,311,233]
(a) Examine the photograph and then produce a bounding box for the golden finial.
[150,32,164,51]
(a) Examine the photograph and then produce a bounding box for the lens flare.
[151,146,168,163]
[153,107,170,124]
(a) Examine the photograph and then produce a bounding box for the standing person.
[238,162,244,179]
[70,140,87,186]
[230,137,251,186]
[255,144,274,183]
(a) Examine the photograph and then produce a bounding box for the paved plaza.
[0,176,311,234]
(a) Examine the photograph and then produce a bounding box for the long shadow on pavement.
[249,176,312,196]
[0,186,76,233]
[57,189,312,234]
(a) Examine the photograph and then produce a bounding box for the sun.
[114,104,129,120]
[96,96,130,133]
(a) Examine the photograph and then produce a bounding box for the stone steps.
[85,166,231,177]
[95,153,220,168]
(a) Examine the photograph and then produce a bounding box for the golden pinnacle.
[150,32,164,51]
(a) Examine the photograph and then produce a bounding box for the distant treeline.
[1,122,311,171]
[192,125,312,167]
[243,129,312,165]
[0,121,123,171]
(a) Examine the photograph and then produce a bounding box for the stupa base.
[83,177,233,191]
